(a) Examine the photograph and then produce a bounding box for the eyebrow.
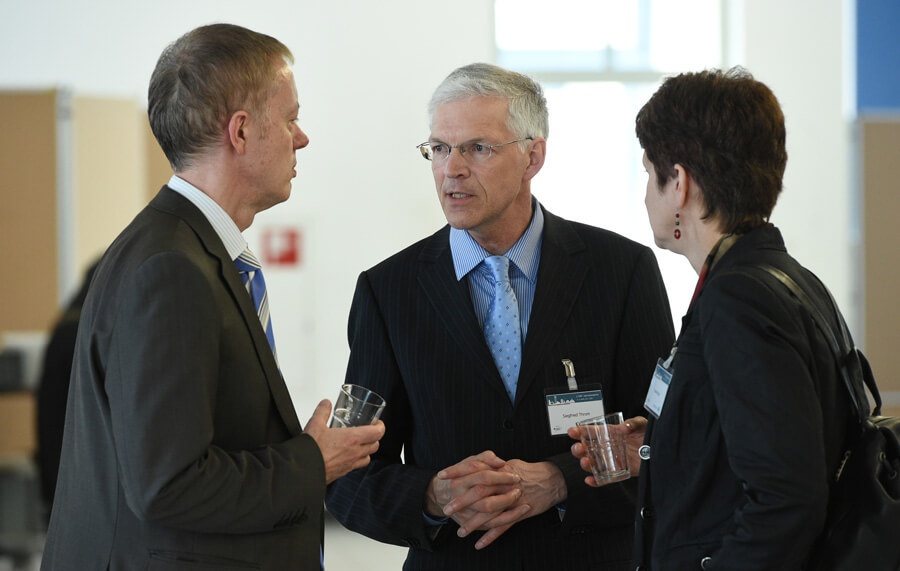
[428,137,487,145]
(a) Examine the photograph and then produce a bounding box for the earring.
[674,212,681,240]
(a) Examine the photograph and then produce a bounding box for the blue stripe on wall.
[857,0,900,113]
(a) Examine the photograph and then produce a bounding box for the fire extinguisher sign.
[261,227,302,266]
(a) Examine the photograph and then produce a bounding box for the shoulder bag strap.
[749,264,881,422]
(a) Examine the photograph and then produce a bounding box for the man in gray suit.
[326,63,674,570]
[41,23,383,571]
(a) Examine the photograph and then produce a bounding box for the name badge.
[545,386,604,436]
[643,359,673,419]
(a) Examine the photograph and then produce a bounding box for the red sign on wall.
[261,227,302,267]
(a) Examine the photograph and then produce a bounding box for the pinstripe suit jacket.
[42,187,326,571]
[326,206,675,570]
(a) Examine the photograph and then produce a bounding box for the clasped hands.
[425,451,565,550]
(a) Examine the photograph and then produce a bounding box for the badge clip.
[562,359,578,390]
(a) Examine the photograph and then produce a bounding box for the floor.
[0,516,409,571]
[324,514,409,569]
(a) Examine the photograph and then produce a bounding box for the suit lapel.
[516,209,588,406]
[416,228,511,401]
[151,188,303,435]
[219,253,303,435]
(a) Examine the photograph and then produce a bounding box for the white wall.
[733,0,855,328]
[0,0,853,420]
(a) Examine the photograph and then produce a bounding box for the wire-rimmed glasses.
[416,137,533,163]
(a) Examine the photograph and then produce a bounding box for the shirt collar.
[167,175,247,260]
[450,198,544,283]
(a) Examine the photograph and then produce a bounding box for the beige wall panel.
[0,91,59,332]
[883,405,900,417]
[72,97,148,272]
[862,120,900,394]
[143,112,172,202]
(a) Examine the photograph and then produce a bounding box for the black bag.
[753,265,900,570]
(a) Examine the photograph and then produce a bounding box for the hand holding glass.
[329,384,386,428]
[576,412,630,484]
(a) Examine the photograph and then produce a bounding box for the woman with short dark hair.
[573,67,854,570]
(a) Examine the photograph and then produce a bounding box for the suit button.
[638,445,651,460]
[503,419,513,430]
[700,556,712,569]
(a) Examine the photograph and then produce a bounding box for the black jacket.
[635,225,852,570]
[327,207,675,570]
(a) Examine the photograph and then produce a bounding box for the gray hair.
[428,63,549,141]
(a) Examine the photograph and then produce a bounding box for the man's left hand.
[445,459,566,550]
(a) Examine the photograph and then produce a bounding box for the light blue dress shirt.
[450,199,544,342]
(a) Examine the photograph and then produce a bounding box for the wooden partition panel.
[144,112,172,202]
[0,91,59,332]
[72,97,150,272]
[1,91,163,335]
[862,119,900,415]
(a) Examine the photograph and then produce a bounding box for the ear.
[672,163,691,209]
[227,110,251,155]
[522,137,547,182]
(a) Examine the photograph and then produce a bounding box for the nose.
[294,124,309,150]
[440,145,468,177]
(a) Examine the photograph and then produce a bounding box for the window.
[495,0,724,327]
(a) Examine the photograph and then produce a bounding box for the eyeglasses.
[416,137,533,163]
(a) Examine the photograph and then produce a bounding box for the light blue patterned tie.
[233,248,277,362]
[483,256,521,401]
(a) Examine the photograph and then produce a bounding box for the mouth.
[444,190,473,200]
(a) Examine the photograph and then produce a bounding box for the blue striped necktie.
[233,248,277,361]
[483,256,521,401]
[234,249,321,567]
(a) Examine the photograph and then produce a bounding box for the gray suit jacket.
[326,206,675,570]
[42,187,325,570]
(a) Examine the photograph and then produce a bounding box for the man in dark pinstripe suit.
[326,63,674,570]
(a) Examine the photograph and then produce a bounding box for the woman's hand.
[568,416,649,487]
